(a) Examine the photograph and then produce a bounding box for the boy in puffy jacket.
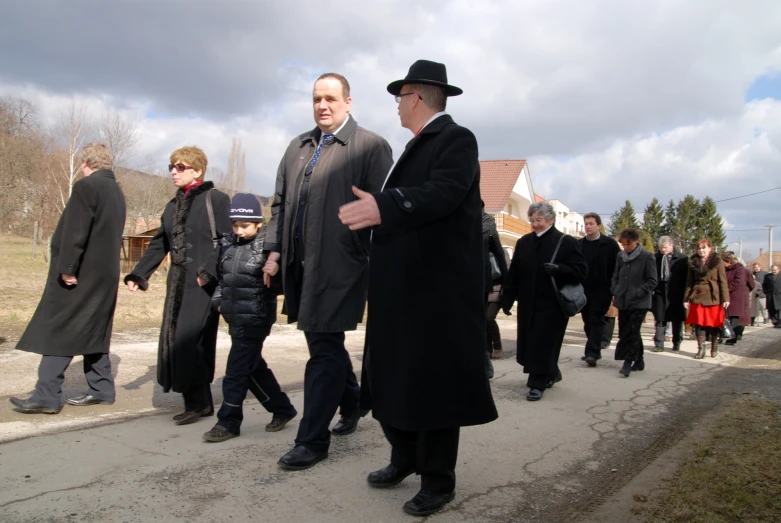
[203,194,297,442]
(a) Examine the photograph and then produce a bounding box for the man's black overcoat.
[361,114,498,432]
[502,228,587,374]
[577,234,619,312]
[17,170,126,356]
[651,250,689,323]
[125,182,231,393]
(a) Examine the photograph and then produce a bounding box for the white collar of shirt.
[320,115,350,144]
[536,225,553,237]
[585,233,601,241]
[381,112,448,192]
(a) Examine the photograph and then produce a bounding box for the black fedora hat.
[387,60,463,97]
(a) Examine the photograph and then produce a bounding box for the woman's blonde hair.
[170,146,208,180]
[80,142,113,171]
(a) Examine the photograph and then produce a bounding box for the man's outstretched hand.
[338,186,381,231]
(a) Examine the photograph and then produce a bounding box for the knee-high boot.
[694,327,708,359]
[710,329,719,357]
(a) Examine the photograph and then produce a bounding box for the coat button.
[403,201,412,209]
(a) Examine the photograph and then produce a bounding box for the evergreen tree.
[662,199,677,238]
[674,195,700,253]
[608,200,639,237]
[642,198,665,252]
[699,196,726,252]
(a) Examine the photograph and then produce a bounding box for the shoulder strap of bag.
[205,188,218,249]
[550,233,565,264]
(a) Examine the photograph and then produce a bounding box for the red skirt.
[686,303,725,328]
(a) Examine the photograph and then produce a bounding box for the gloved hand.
[543,263,559,275]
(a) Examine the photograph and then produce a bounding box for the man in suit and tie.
[339,60,497,517]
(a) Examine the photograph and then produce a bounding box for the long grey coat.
[17,170,126,356]
[265,115,393,332]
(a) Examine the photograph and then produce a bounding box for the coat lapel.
[384,115,454,188]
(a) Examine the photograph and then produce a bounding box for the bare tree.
[49,101,92,212]
[99,109,139,177]
[214,136,246,197]
[118,167,174,232]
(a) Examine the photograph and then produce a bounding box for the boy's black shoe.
[278,445,328,470]
[203,424,238,443]
[266,415,295,432]
[402,489,455,517]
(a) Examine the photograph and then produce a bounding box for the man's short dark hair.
[316,72,350,100]
[410,83,447,112]
[583,212,602,226]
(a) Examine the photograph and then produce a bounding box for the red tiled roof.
[534,193,545,203]
[479,160,526,211]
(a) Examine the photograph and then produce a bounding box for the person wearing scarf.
[684,239,730,358]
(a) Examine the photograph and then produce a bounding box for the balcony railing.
[490,212,531,236]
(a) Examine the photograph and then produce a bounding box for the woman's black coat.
[17,170,126,356]
[125,182,231,393]
[501,227,588,374]
[362,114,497,432]
[651,250,688,322]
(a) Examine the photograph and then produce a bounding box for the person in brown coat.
[722,253,755,346]
[684,239,730,358]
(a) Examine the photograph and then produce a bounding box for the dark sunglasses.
[169,163,193,173]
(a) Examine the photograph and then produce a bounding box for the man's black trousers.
[30,353,115,409]
[381,422,460,494]
[581,299,609,359]
[294,331,360,452]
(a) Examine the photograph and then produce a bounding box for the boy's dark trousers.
[217,326,297,434]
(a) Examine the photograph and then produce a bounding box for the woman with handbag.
[500,202,587,401]
[482,202,508,376]
[722,253,753,346]
[610,228,657,377]
[684,239,730,359]
[125,146,231,425]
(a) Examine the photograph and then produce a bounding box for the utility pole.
[766,225,777,269]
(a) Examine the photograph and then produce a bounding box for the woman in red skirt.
[684,239,730,358]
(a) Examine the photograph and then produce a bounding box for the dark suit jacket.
[577,234,620,311]
[362,114,497,431]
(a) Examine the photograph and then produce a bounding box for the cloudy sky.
[1,0,779,259]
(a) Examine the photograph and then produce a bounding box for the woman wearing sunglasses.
[125,146,231,425]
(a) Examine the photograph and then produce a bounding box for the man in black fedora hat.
[339,59,497,517]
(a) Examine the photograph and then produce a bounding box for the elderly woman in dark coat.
[684,239,730,358]
[651,235,688,352]
[125,146,231,425]
[611,228,657,377]
[722,254,754,346]
[501,201,587,401]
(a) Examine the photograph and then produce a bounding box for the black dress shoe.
[367,464,415,488]
[545,370,563,388]
[402,489,455,517]
[175,406,214,426]
[277,445,328,470]
[9,397,61,414]
[67,394,114,406]
[331,408,369,436]
[526,388,543,401]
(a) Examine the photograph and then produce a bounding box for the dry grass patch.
[643,396,781,522]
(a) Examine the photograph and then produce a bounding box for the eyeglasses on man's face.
[394,92,423,103]
[169,163,193,173]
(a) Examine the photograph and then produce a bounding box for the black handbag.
[550,234,587,317]
[489,252,502,281]
[721,319,736,339]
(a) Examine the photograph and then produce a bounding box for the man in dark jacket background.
[651,236,688,352]
[264,73,393,470]
[764,265,781,328]
[11,143,126,414]
[339,59,497,517]
[577,213,620,367]
[752,262,769,325]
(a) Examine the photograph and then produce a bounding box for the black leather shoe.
[367,464,415,488]
[331,408,369,436]
[175,406,214,426]
[277,445,328,471]
[526,388,543,401]
[545,370,563,388]
[9,397,61,414]
[66,394,114,406]
[402,489,455,517]
[585,356,597,367]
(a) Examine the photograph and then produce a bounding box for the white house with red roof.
[479,160,535,253]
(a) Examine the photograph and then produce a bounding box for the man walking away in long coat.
[264,73,393,471]
[11,143,126,414]
[339,59,498,518]
[763,265,781,328]
[752,262,769,325]
[651,236,688,352]
[577,212,619,366]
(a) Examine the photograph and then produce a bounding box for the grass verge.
[642,396,781,522]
